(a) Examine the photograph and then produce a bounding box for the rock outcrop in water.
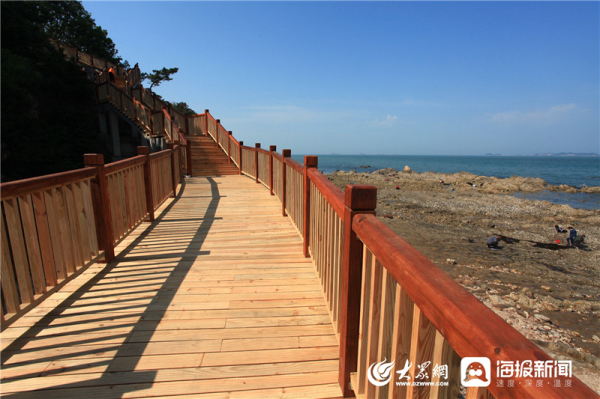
[333,168,600,195]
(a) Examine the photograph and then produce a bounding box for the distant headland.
[484,152,599,157]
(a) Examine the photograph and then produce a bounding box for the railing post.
[215,119,221,147]
[204,109,209,137]
[255,143,261,183]
[83,154,115,263]
[303,156,318,257]
[166,143,177,197]
[238,141,244,175]
[228,131,232,163]
[281,149,291,217]
[339,184,377,397]
[269,146,276,195]
[177,140,185,179]
[138,146,155,222]
[174,140,182,181]
[186,139,192,177]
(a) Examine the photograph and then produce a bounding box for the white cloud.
[372,114,398,127]
[490,103,576,124]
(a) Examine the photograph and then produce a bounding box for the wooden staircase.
[188,135,239,176]
[103,97,154,137]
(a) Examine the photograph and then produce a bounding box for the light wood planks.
[1,175,342,398]
[1,179,100,325]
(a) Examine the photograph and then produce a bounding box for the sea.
[291,155,600,210]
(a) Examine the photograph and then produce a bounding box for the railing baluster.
[1,211,22,313]
[31,192,57,286]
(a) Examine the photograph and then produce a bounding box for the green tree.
[171,102,197,116]
[35,1,121,64]
[141,67,179,90]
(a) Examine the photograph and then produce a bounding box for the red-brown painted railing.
[196,111,598,399]
[12,41,599,395]
[55,42,192,146]
[1,145,185,329]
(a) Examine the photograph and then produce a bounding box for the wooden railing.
[1,169,100,322]
[54,41,142,90]
[54,41,192,148]
[1,145,186,328]
[187,113,206,136]
[194,111,598,399]
[6,40,599,395]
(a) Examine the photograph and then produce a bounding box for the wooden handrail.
[352,213,597,399]
[149,148,174,161]
[255,147,270,156]
[1,168,97,200]
[307,168,345,217]
[25,43,600,397]
[104,155,146,175]
[284,156,304,173]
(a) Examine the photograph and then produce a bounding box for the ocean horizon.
[292,154,599,187]
[291,154,600,210]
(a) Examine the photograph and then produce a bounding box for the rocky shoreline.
[326,167,600,392]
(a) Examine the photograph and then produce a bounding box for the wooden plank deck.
[1,176,343,398]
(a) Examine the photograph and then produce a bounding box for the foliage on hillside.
[1,2,105,181]
[36,1,121,64]
[1,1,192,181]
[171,102,197,116]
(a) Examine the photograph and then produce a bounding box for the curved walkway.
[1,176,342,398]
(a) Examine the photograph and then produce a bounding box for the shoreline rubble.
[326,167,600,392]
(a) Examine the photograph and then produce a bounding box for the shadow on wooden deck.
[1,176,342,398]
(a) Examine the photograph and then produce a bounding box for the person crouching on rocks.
[555,225,567,233]
[567,227,577,246]
[487,235,500,249]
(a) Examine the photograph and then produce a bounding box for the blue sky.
[82,1,599,156]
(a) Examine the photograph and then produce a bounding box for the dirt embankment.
[327,168,600,393]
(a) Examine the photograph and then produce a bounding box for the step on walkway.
[188,135,239,176]
[1,175,343,399]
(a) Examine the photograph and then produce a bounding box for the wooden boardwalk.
[1,176,343,398]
